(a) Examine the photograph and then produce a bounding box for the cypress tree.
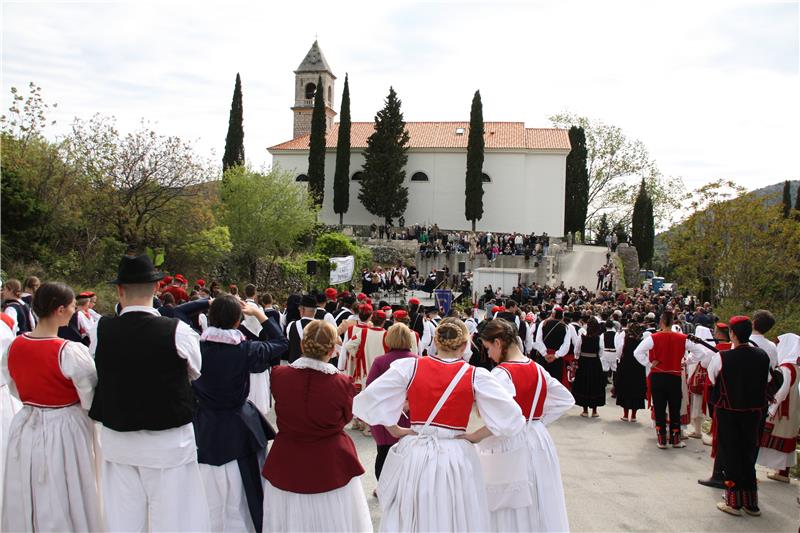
[359,86,410,227]
[794,182,800,220]
[307,76,327,207]
[222,73,245,172]
[642,194,655,267]
[782,180,791,218]
[631,179,649,264]
[333,74,351,226]
[465,90,485,232]
[565,126,589,239]
[595,214,610,245]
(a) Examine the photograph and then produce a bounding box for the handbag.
[479,364,546,511]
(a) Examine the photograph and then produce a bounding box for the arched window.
[481,173,491,182]
[411,172,429,182]
[304,83,316,99]
[351,171,364,181]
[295,174,309,182]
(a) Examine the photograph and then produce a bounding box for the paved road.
[559,245,609,289]
[328,390,798,531]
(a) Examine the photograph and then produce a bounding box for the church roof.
[295,40,334,75]
[269,122,571,152]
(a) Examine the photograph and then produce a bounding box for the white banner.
[329,256,355,285]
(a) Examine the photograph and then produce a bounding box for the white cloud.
[2,0,797,191]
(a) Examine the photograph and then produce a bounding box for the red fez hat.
[229,284,237,289]
[553,305,563,312]
[394,310,409,320]
[382,305,392,311]
[494,306,506,313]
[175,274,187,283]
[196,279,206,287]
[163,275,173,284]
[366,298,373,305]
[340,291,351,298]
[715,322,729,330]
[325,288,338,298]
[409,297,421,305]
[374,310,387,319]
[359,303,373,313]
[729,316,749,326]
[357,293,367,301]
[78,291,95,299]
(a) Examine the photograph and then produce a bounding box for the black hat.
[300,294,317,308]
[109,254,164,285]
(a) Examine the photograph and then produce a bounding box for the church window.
[296,174,309,182]
[411,172,429,182]
[305,83,316,100]
[351,171,364,181]
[481,173,491,182]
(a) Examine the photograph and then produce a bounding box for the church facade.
[269,41,571,235]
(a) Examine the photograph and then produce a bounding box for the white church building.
[269,41,571,235]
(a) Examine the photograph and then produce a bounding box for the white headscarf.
[776,333,800,366]
[695,325,714,343]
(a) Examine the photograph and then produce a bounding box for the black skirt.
[572,355,606,408]
[615,353,647,410]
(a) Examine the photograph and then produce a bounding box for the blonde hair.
[385,323,414,351]
[434,317,469,353]
[301,320,338,360]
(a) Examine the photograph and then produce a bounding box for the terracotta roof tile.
[268,122,570,152]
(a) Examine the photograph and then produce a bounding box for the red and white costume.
[758,333,800,470]
[344,324,388,390]
[478,359,574,532]
[1,334,101,531]
[353,355,524,532]
[0,313,21,511]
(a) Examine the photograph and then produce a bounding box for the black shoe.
[698,477,726,489]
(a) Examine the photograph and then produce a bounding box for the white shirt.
[750,333,778,369]
[241,299,263,337]
[89,305,202,468]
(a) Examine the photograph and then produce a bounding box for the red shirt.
[407,356,475,430]
[7,335,80,407]
[263,364,364,493]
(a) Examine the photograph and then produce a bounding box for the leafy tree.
[564,126,589,238]
[631,179,655,266]
[222,73,245,172]
[307,76,327,207]
[0,164,49,259]
[359,87,410,226]
[795,182,800,221]
[595,214,610,245]
[612,220,629,243]
[782,180,791,218]
[464,90,484,232]
[220,166,318,280]
[333,74,351,225]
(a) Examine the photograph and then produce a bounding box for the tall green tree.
[564,126,589,238]
[631,178,655,266]
[464,90,484,232]
[333,74,351,225]
[595,213,610,245]
[222,73,245,172]
[359,87,410,226]
[795,182,800,220]
[307,76,327,207]
[782,180,792,218]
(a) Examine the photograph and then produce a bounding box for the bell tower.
[292,40,337,139]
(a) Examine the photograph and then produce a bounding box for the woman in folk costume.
[262,320,371,532]
[460,319,573,532]
[686,325,716,438]
[390,310,422,354]
[0,311,22,512]
[1,282,102,532]
[193,295,288,532]
[344,308,389,394]
[352,318,524,532]
[614,322,648,422]
[757,332,800,482]
[364,323,418,486]
[571,317,607,417]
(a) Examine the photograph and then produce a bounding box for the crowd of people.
[0,252,797,531]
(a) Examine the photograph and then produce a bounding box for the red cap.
[409,297,420,305]
[394,310,409,320]
[494,306,505,313]
[175,274,187,283]
[196,279,206,287]
[715,322,729,330]
[341,291,351,298]
[357,293,367,301]
[382,305,392,311]
[229,284,237,289]
[325,288,338,298]
[359,304,373,313]
[78,291,95,299]
[729,316,749,326]
[366,298,373,305]
[553,305,564,312]
[374,310,387,319]
[163,275,173,284]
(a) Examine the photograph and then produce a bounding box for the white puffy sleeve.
[59,341,98,409]
[352,357,417,426]
[768,366,792,419]
[614,333,625,359]
[473,367,524,437]
[541,368,575,426]
[490,366,516,396]
[1,338,19,398]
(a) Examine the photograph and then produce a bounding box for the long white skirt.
[479,420,570,533]
[757,446,797,470]
[200,459,255,532]
[2,404,102,532]
[263,476,372,532]
[378,425,489,532]
[0,384,21,510]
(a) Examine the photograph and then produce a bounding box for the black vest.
[602,331,617,351]
[581,335,600,354]
[541,319,567,350]
[287,317,313,363]
[89,312,195,431]
[314,308,328,320]
[713,345,770,412]
[334,308,353,326]
[2,300,31,334]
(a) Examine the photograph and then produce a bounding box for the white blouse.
[491,361,575,426]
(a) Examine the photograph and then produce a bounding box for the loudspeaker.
[306,260,317,275]
[458,261,466,273]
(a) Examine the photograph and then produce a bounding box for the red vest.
[407,356,475,430]
[7,335,80,407]
[499,360,548,420]
[649,331,687,375]
[0,312,14,330]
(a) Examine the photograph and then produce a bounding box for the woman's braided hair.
[434,317,469,353]
[301,320,338,360]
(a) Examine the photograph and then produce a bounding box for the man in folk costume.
[420,306,442,356]
[687,325,716,440]
[323,287,339,315]
[285,295,316,364]
[408,297,425,339]
[345,309,389,392]
[240,284,262,340]
[392,310,422,354]
[313,292,338,327]
[633,310,706,449]
[757,332,800,483]
[750,309,779,369]
[89,254,210,531]
[337,303,373,372]
[162,274,189,304]
[75,291,96,337]
[533,306,572,384]
[333,295,357,326]
[708,316,771,516]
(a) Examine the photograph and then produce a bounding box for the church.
[268,41,571,235]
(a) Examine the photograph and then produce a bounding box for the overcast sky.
[2,0,798,192]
